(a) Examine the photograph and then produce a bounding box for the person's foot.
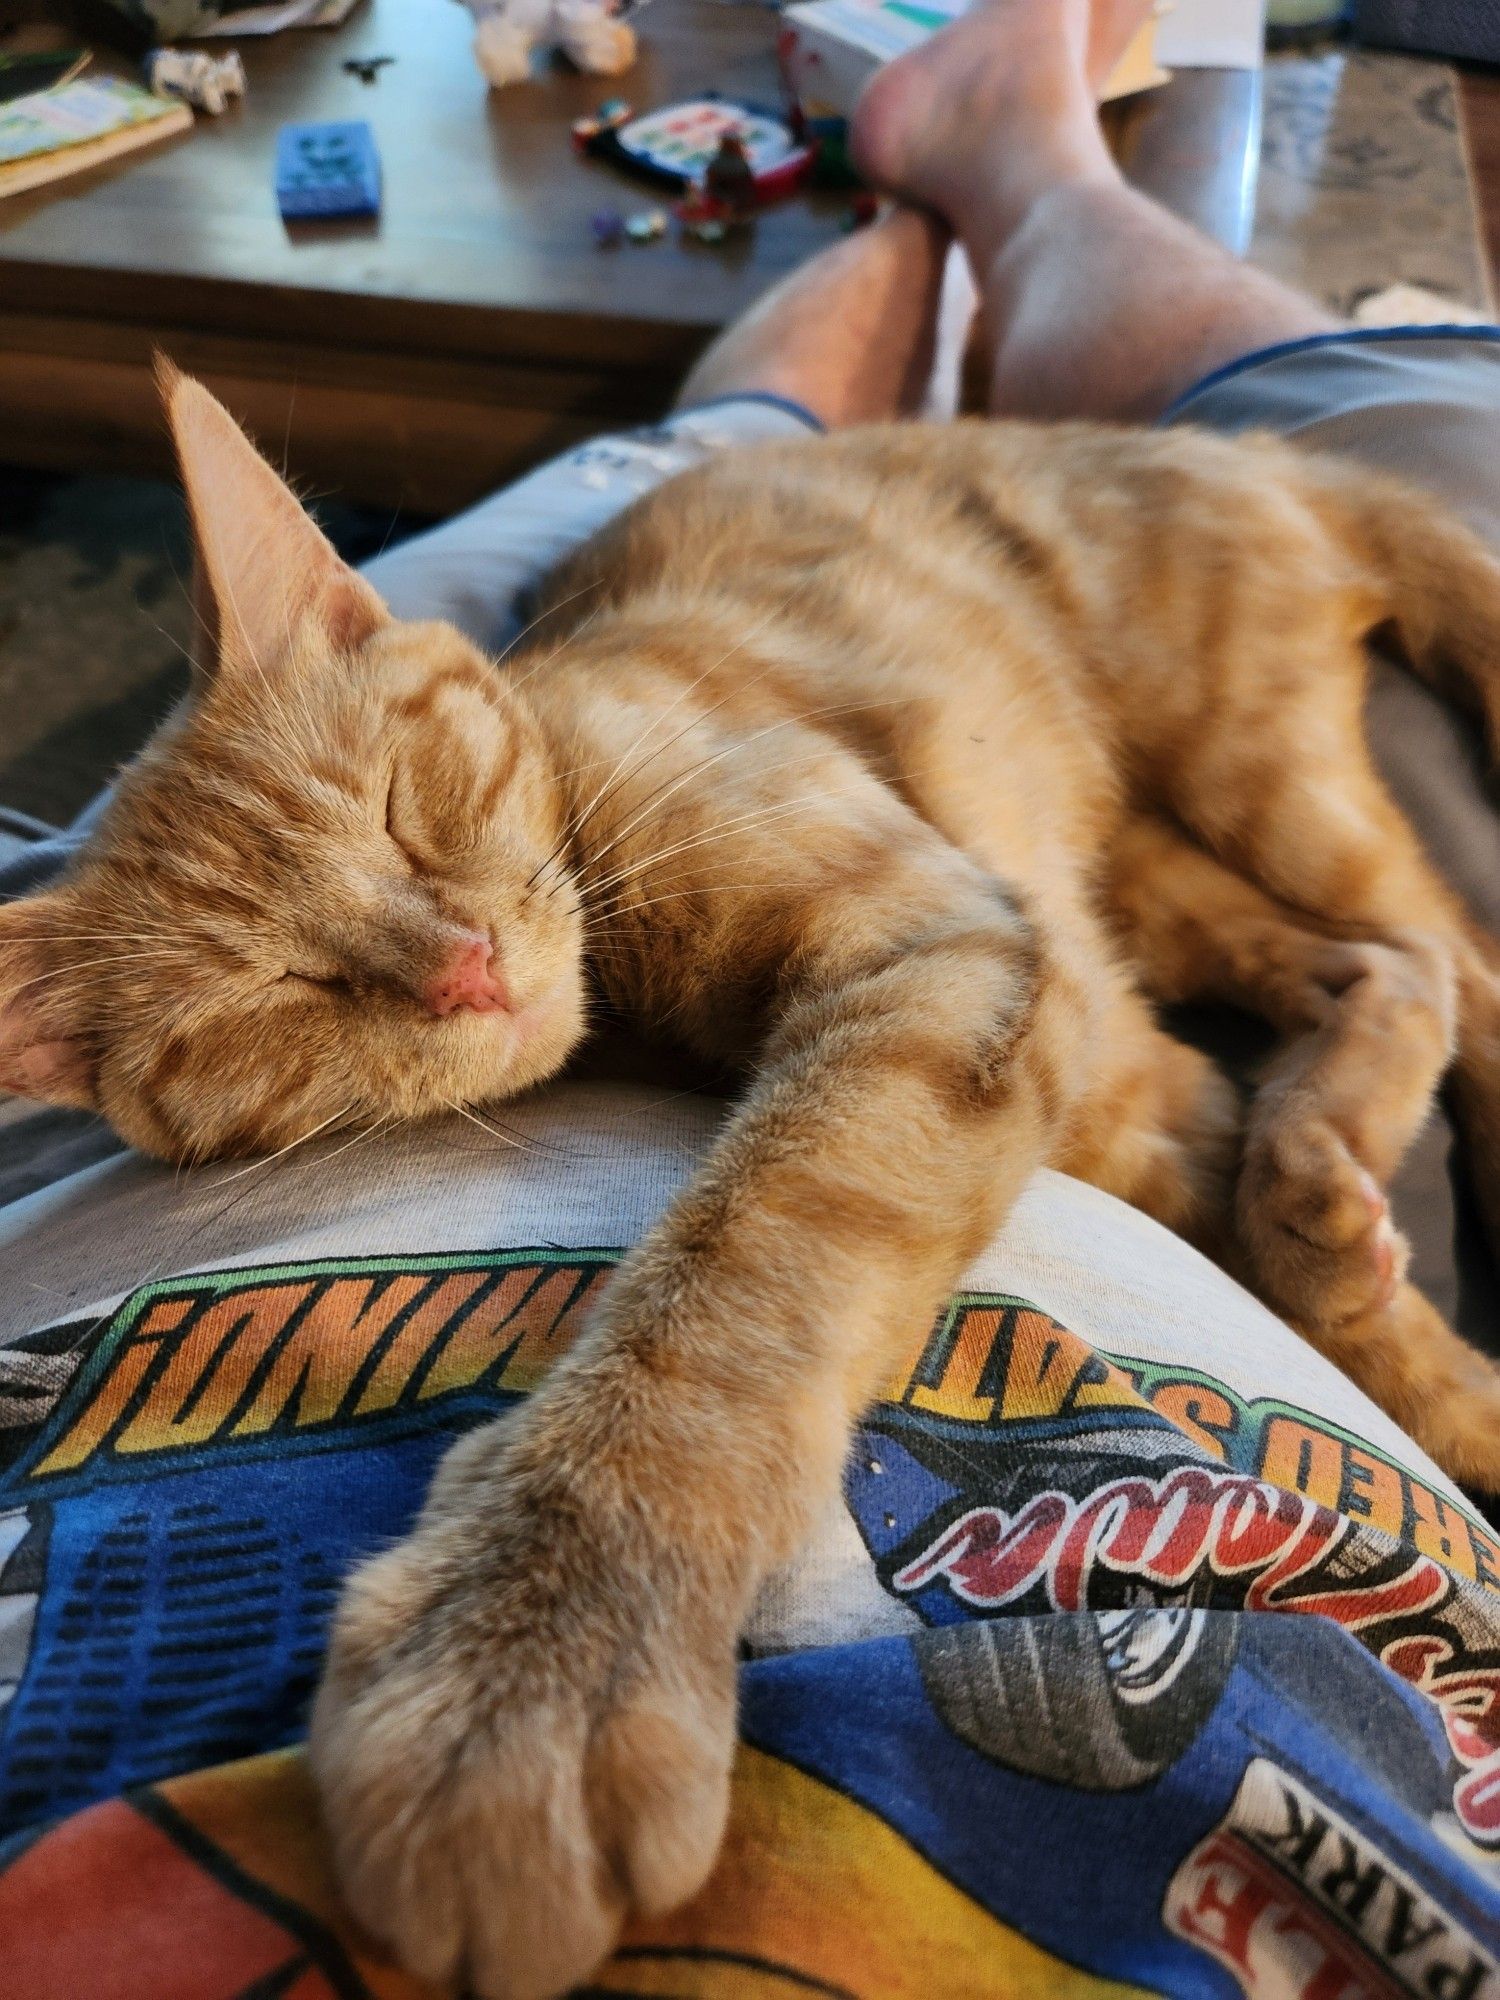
[852,0,1150,244]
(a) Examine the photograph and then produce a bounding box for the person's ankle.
[949,133,1121,278]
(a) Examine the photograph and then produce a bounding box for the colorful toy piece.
[274,120,382,221]
[624,208,666,242]
[459,0,639,90]
[571,96,633,149]
[578,95,816,201]
[143,47,245,117]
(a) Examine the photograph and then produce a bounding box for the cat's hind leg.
[1108,814,1500,1486]
[1145,571,1500,1274]
[1109,813,1455,1320]
[1237,933,1455,1325]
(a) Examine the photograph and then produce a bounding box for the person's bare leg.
[853,0,1339,422]
[677,207,951,426]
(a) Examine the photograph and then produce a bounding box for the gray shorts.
[6,336,1500,1341]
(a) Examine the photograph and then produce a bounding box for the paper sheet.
[196,0,359,38]
[1155,0,1266,70]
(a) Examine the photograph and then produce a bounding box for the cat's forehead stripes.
[302,755,378,803]
[0,368,589,1163]
[389,660,500,716]
[364,620,498,702]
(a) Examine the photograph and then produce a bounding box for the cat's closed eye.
[280,968,352,996]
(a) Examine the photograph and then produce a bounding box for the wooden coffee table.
[0,0,1260,513]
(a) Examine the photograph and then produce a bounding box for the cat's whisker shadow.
[441,1098,583,1163]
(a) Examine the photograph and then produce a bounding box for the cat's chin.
[454,970,588,1105]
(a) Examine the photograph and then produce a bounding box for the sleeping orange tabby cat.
[5,367,1500,1995]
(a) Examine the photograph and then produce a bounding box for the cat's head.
[0,366,587,1162]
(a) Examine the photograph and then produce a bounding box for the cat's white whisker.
[207,1100,360,1185]
[535,587,821,881]
[496,579,606,681]
[138,612,199,675]
[441,1098,530,1151]
[164,543,218,666]
[581,879,786,930]
[574,698,890,889]
[73,1102,365,1339]
[582,794,847,905]
[229,1111,389,1201]
[314,1113,397,1173]
[583,823,820,906]
[504,599,606,698]
[534,692,898,917]
[7,949,184,998]
[5,931,179,945]
[441,1099,579,1160]
[519,586,821,896]
[216,558,306,750]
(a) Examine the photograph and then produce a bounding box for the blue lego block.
[275,119,381,221]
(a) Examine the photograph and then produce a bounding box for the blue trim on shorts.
[1163,324,1500,424]
[0,806,59,845]
[673,389,826,433]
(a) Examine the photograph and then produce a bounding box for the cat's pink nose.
[423,934,510,1017]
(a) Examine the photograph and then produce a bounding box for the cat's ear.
[0,896,96,1111]
[157,359,389,681]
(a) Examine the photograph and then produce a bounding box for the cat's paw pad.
[1356,1173,1402,1305]
[310,1501,737,2000]
[1239,1125,1407,1325]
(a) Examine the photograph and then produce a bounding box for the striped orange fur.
[4,373,1500,1995]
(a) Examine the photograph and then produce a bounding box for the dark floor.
[0,465,191,827]
[0,465,420,832]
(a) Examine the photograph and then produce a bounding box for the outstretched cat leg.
[1110,812,1455,1319]
[311,799,1091,2000]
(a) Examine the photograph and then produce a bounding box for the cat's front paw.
[309,1433,740,2000]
